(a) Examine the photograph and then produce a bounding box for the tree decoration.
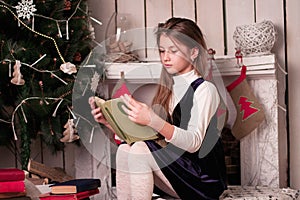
[10,60,25,85]
[15,0,36,20]
[60,119,80,143]
[64,0,71,11]
[90,72,100,93]
[73,52,82,63]
[60,62,77,75]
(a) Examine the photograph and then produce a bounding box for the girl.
[89,17,227,200]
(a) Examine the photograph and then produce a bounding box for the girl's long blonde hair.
[152,17,208,120]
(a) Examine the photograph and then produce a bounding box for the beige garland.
[233,20,276,55]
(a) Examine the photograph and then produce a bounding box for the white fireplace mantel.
[104,53,277,82]
[103,53,287,188]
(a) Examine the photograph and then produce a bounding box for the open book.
[94,96,159,144]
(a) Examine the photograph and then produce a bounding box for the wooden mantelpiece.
[104,53,277,82]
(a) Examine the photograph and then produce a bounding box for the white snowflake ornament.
[15,0,37,20]
[90,72,100,93]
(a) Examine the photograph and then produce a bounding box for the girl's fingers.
[121,94,141,112]
[121,105,137,118]
[88,96,96,109]
[93,110,106,123]
[91,107,101,115]
[121,104,129,114]
[120,95,132,110]
[95,113,103,120]
[120,94,130,106]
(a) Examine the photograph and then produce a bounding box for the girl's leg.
[116,143,131,200]
[128,141,154,200]
[116,141,179,199]
[128,141,180,199]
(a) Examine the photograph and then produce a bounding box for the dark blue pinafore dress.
[145,78,227,200]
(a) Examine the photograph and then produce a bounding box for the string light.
[8,96,97,140]
[20,105,28,123]
[67,106,77,119]
[1,55,68,85]
[89,126,94,143]
[89,16,102,25]
[52,99,64,117]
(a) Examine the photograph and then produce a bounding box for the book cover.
[0,191,26,199]
[94,96,159,144]
[0,168,25,182]
[0,196,31,200]
[50,179,100,194]
[39,188,99,200]
[0,180,25,193]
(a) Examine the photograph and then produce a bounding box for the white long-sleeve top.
[166,70,220,153]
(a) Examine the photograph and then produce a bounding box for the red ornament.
[73,52,82,63]
[64,0,71,10]
[208,48,216,56]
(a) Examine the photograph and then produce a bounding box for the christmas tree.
[0,0,100,169]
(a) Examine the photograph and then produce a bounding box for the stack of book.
[39,178,101,200]
[0,168,29,199]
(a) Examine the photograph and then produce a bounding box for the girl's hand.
[120,94,165,132]
[88,97,110,127]
[120,94,151,125]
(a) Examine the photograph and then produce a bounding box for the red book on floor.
[0,168,25,182]
[0,180,25,193]
[39,188,99,200]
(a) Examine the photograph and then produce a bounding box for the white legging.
[116,141,180,200]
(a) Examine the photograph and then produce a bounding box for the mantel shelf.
[104,54,277,81]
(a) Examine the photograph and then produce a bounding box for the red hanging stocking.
[226,65,265,140]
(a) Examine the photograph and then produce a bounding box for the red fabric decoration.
[111,73,131,144]
[112,82,131,99]
[226,65,265,140]
[111,72,131,98]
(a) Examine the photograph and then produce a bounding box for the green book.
[94,96,159,144]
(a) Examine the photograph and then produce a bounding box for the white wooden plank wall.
[3,0,300,191]
[173,0,195,21]
[255,0,285,71]
[91,0,282,58]
[145,0,172,60]
[196,0,224,55]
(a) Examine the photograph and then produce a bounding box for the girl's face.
[158,34,194,75]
